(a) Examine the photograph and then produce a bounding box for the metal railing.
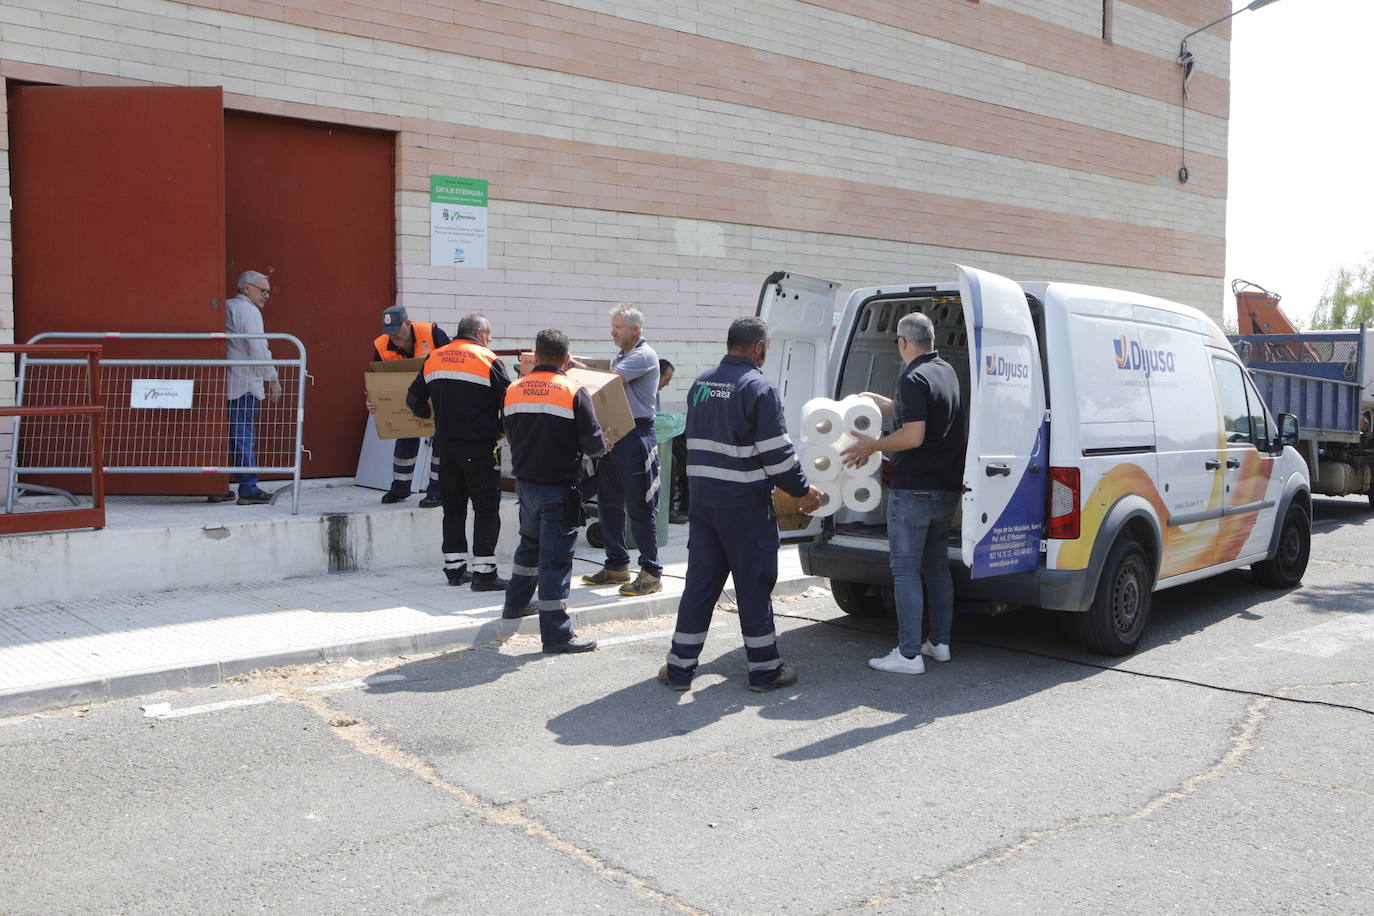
[0,344,107,535]
[6,332,310,515]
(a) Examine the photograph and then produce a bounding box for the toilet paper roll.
[799,444,843,482]
[808,480,843,518]
[842,476,883,513]
[832,432,882,477]
[839,395,882,437]
[800,397,844,446]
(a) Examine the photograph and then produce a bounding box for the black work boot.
[444,565,470,587]
[470,570,509,592]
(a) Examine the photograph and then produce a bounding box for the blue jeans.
[228,393,261,492]
[888,489,959,656]
[505,480,581,646]
[596,419,661,576]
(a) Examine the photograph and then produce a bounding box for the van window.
[1213,357,1267,447]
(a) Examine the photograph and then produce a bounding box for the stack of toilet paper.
[797,395,883,516]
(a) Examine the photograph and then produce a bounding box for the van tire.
[1077,538,1152,655]
[1251,504,1310,588]
[830,578,886,617]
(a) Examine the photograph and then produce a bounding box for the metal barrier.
[0,344,107,535]
[6,333,309,515]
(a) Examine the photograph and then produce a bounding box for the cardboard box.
[364,358,434,439]
[773,489,813,532]
[573,354,612,371]
[567,367,634,451]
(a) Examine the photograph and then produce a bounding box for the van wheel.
[830,579,886,617]
[1251,504,1310,588]
[1077,539,1152,656]
[585,521,604,549]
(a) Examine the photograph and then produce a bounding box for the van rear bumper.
[800,542,1095,613]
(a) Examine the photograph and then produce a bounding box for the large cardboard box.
[566,367,634,451]
[518,352,612,375]
[364,358,434,439]
[773,489,813,532]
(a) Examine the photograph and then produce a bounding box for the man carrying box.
[368,305,447,508]
[407,314,511,591]
[579,304,663,597]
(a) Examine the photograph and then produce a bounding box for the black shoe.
[206,490,235,503]
[236,490,272,505]
[470,570,509,592]
[657,664,689,691]
[381,490,409,504]
[502,605,539,619]
[543,637,597,654]
[669,512,689,525]
[747,665,798,693]
[444,566,470,587]
[418,494,442,509]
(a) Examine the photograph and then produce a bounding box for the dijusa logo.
[983,353,1029,379]
[1113,335,1176,376]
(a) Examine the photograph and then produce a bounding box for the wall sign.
[429,175,488,268]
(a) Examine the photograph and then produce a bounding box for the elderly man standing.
[211,270,282,505]
[580,304,662,597]
[407,314,511,591]
[370,305,448,508]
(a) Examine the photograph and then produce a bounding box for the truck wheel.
[1251,504,1310,588]
[830,579,886,617]
[1076,538,1152,656]
[585,521,604,549]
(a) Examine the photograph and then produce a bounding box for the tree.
[1309,254,1374,329]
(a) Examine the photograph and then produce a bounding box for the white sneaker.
[868,647,925,675]
[921,641,951,662]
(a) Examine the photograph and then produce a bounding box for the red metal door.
[9,85,227,494]
[225,113,396,479]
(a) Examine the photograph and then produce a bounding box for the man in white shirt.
[213,270,282,505]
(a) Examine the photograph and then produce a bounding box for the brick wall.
[0,0,1232,430]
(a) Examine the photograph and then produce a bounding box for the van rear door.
[756,272,840,537]
[754,271,840,434]
[957,265,1048,578]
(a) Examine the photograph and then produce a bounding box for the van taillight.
[1047,467,1080,539]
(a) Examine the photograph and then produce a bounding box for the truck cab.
[760,266,1313,655]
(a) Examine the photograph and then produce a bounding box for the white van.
[760,266,1312,654]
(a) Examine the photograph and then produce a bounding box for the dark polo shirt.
[890,351,965,492]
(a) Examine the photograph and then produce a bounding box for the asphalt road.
[3,496,1371,915]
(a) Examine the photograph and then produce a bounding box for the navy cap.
[381,305,408,334]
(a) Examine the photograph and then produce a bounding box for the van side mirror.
[1277,413,1299,449]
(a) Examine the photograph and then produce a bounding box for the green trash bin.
[628,411,686,550]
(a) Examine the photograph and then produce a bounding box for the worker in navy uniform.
[368,305,448,507]
[660,317,822,692]
[406,313,511,591]
[578,304,663,597]
[502,329,608,653]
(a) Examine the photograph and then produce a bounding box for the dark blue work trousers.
[596,418,661,576]
[389,437,440,498]
[665,501,783,688]
[505,480,581,646]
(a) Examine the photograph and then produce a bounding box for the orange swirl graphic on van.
[1214,450,1276,563]
[1057,462,1223,579]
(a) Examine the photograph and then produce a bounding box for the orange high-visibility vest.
[422,338,499,387]
[374,321,439,361]
[504,370,578,419]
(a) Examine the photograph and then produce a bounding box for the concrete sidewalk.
[0,485,819,716]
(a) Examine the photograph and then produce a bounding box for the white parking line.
[141,693,281,719]
[304,674,407,693]
[1257,614,1374,658]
